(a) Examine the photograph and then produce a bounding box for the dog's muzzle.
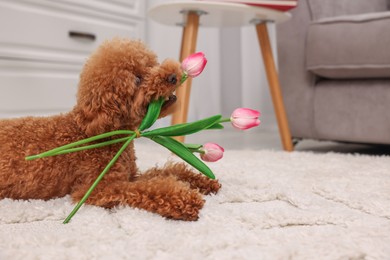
[167,73,177,85]
[162,94,177,110]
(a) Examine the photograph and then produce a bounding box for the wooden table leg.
[255,22,294,151]
[171,11,200,143]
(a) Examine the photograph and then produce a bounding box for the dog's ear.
[73,38,159,136]
[75,88,123,136]
[74,74,135,136]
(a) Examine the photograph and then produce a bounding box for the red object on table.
[198,0,298,11]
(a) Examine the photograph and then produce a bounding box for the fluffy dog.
[0,38,220,221]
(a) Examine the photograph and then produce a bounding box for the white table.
[148,1,293,151]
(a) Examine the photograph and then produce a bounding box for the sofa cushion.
[306,12,390,79]
[313,79,390,144]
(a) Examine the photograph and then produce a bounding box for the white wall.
[146,0,277,131]
[0,0,279,131]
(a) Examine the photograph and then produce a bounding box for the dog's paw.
[163,190,205,221]
[195,177,221,195]
[180,172,221,195]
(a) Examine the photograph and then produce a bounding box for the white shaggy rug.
[1,143,390,259]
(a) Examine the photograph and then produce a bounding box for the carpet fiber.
[1,144,390,259]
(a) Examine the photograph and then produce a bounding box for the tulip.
[200,142,224,162]
[230,108,260,130]
[181,52,207,82]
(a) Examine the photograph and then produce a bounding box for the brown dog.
[0,38,220,221]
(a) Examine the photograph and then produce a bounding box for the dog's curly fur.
[0,38,220,221]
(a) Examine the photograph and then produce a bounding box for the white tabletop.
[148,1,291,27]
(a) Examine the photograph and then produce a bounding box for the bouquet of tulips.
[26,52,261,223]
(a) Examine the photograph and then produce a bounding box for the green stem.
[218,118,231,124]
[26,130,134,160]
[182,143,204,153]
[190,149,205,154]
[180,73,188,85]
[63,134,136,224]
[53,137,130,156]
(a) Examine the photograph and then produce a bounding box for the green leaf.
[138,98,165,131]
[51,137,130,156]
[183,143,203,150]
[183,143,203,153]
[25,130,134,160]
[207,123,224,130]
[142,115,222,137]
[63,134,136,224]
[150,136,215,179]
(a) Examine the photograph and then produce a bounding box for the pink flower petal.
[200,142,224,162]
[231,108,260,118]
[231,118,261,130]
[181,52,207,78]
[230,108,261,130]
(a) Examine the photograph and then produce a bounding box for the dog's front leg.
[70,172,205,221]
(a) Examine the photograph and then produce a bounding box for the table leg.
[255,22,294,151]
[171,11,200,143]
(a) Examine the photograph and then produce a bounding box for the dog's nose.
[167,74,177,85]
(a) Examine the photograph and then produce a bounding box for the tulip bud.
[230,108,260,130]
[181,52,207,78]
[200,142,224,162]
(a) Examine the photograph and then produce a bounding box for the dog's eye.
[135,76,142,86]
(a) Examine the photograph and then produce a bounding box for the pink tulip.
[181,52,207,78]
[230,108,261,130]
[200,143,224,162]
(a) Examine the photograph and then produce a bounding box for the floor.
[147,126,390,155]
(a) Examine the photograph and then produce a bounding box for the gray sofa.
[276,0,390,145]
